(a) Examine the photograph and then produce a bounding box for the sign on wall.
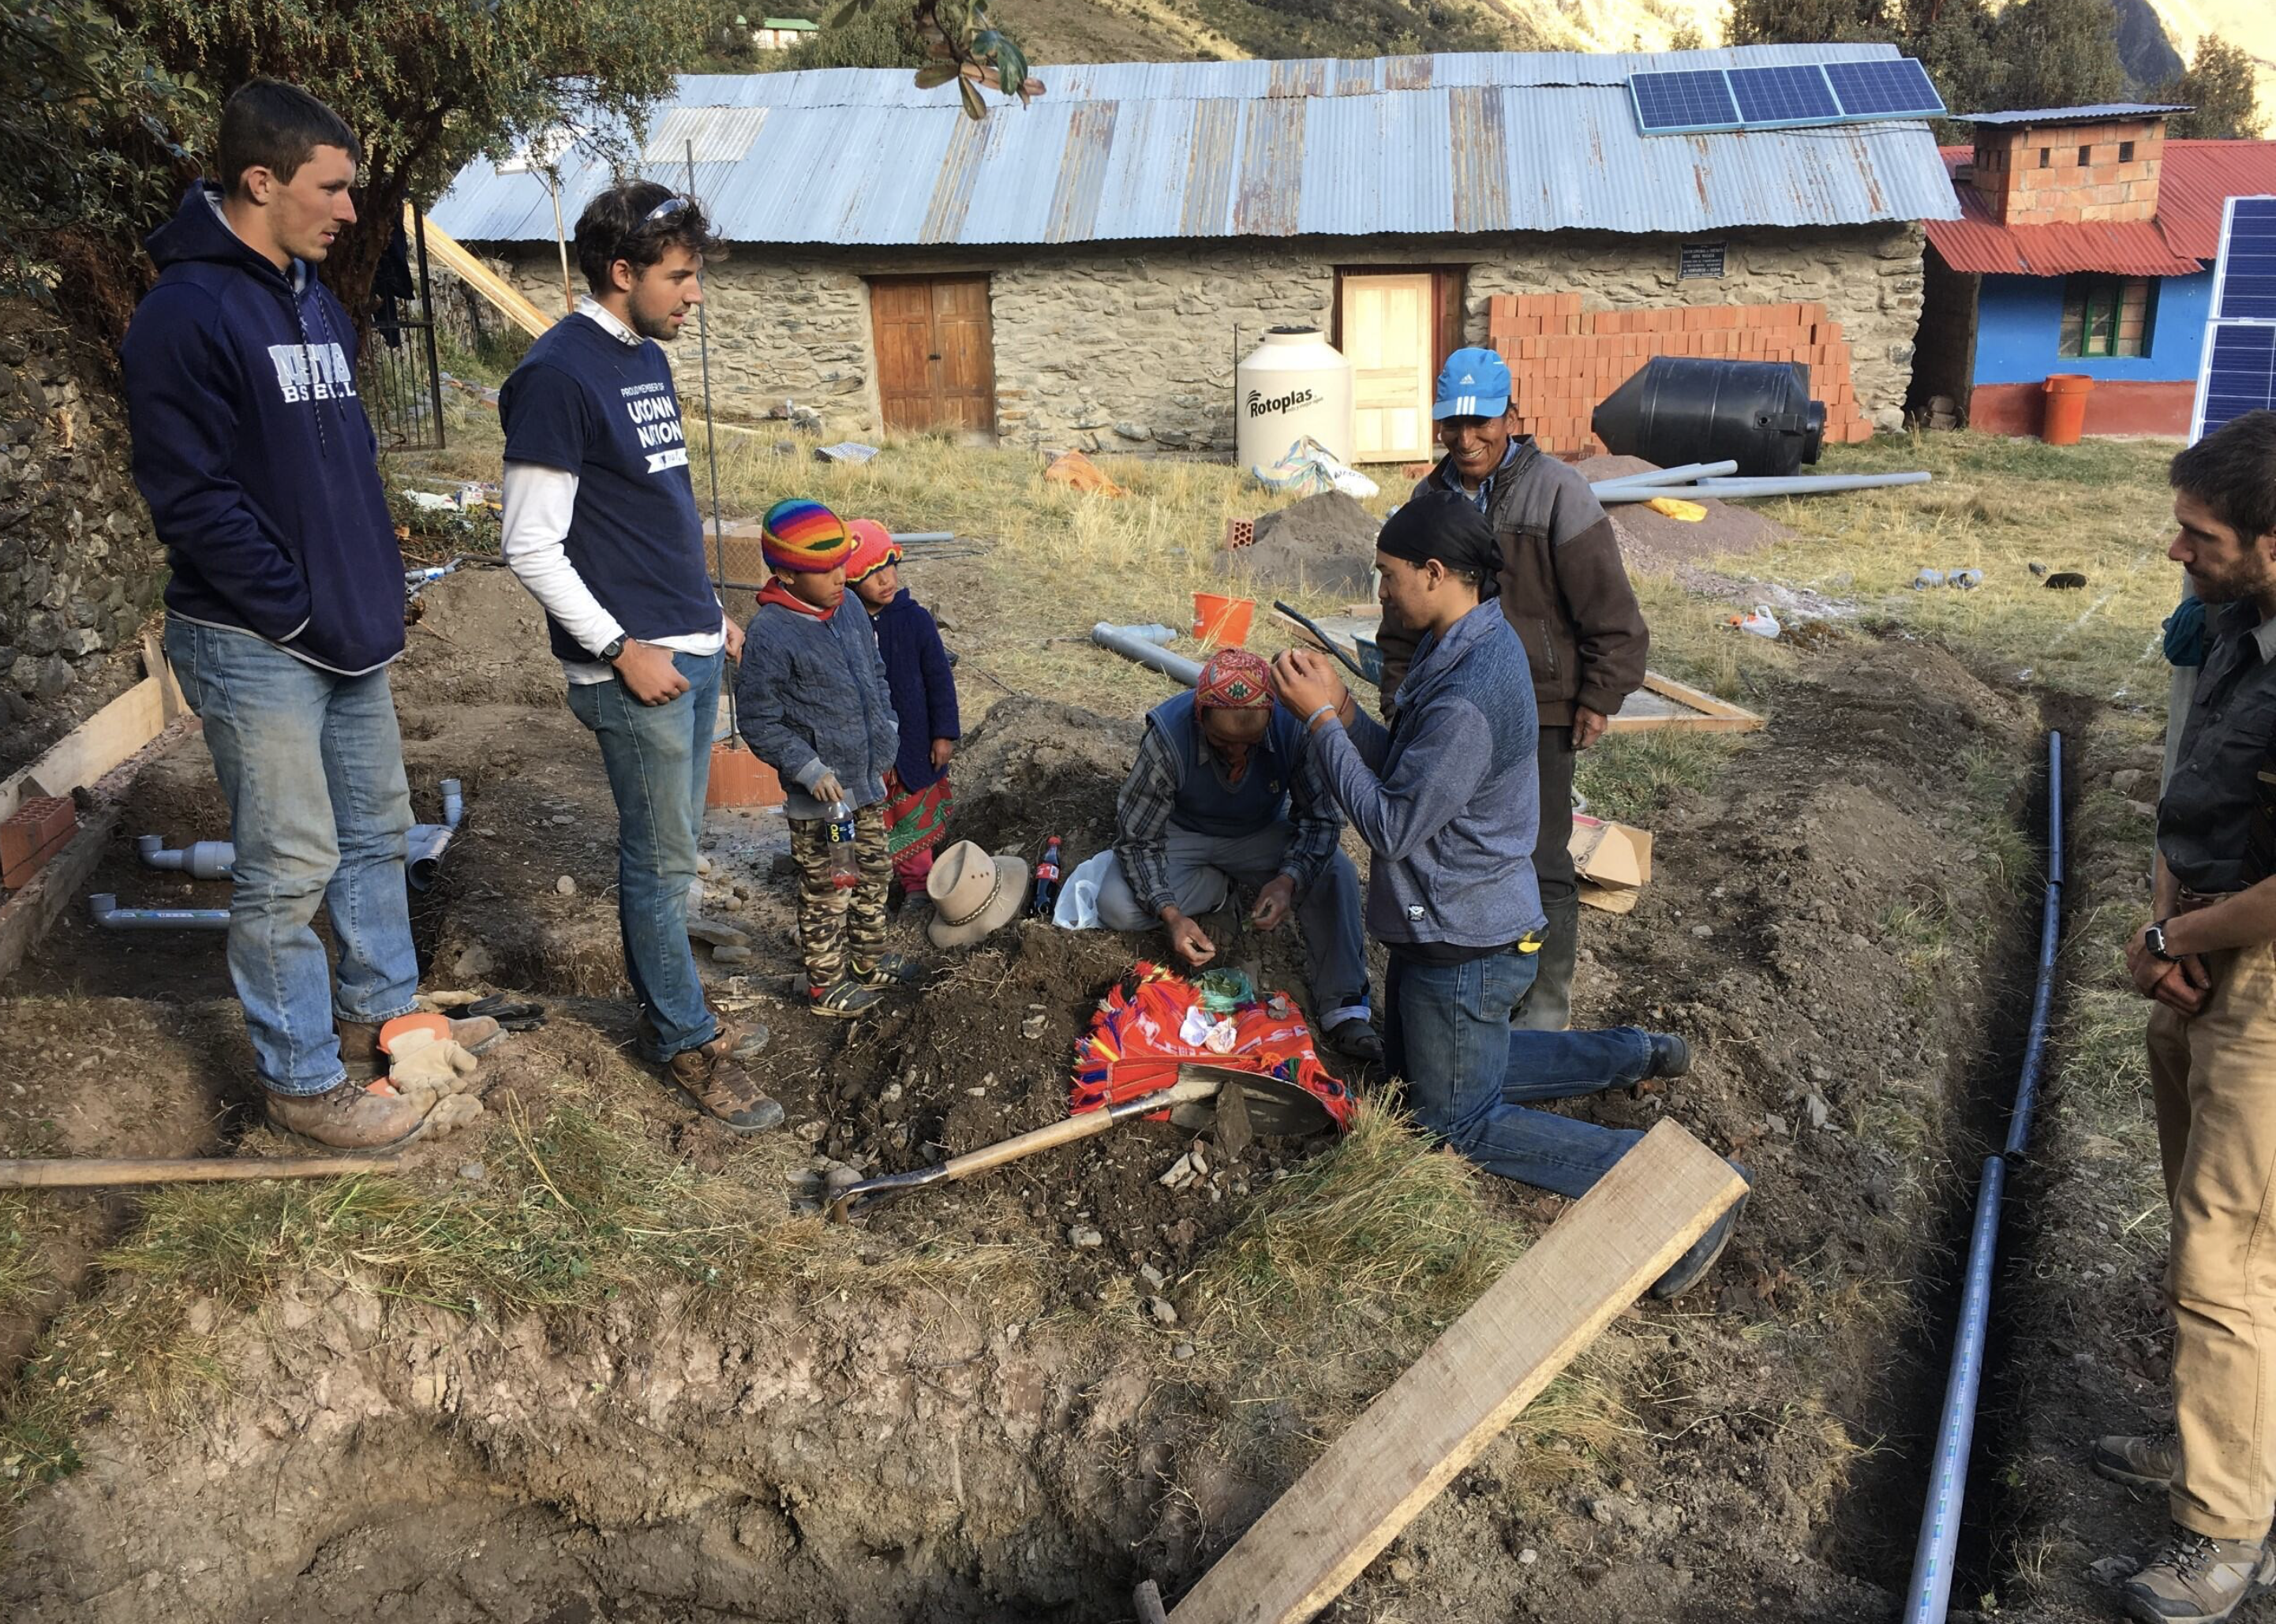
[1679,241,1728,280]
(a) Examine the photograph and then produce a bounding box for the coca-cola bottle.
[1031,835,1063,916]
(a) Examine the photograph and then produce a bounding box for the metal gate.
[362,210,447,451]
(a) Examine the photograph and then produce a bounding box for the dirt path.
[0,561,2106,1622]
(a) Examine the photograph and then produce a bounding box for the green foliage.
[1994,0,2127,110]
[0,0,207,309]
[1189,0,1530,59]
[825,0,1040,115]
[2159,35,2265,139]
[787,3,930,69]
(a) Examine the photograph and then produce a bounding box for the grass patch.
[1575,728,1736,826]
[0,1087,1036,1497]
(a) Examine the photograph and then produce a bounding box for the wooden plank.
[142,629,185,721]
[0,715,194,985]
[0,674,172,826]
[1607,672,1765,735]
[1166,1121,1745,1624]
[411,207,554,340]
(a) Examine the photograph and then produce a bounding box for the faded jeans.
[567,650,721,1061]
[1384,946,1654,1197]
[165,618,419,1096]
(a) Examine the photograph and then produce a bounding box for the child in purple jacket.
[846,521,960,902]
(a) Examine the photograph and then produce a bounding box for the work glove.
[385,1027,481,1095]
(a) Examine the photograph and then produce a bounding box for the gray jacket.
[1310,599,1544,949]
[733,597,899,820]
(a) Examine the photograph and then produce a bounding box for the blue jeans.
[1384,947,1653,1199]
[165,619,420,1096]
[567,651,722,1061]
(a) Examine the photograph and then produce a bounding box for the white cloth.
[501,297,725,685]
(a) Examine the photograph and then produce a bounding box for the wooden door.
[1341,272,1435,462]
[870,275,996,438]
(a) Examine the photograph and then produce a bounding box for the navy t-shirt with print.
[499,312,719,663]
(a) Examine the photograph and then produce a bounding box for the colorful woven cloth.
[762,497,852,574]
[1196,647,1272,709]
[882,767,952,859]
[846,519,900,585]
[1071,961,1354,1130]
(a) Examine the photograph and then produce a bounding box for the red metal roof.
[1925,140,2276,277]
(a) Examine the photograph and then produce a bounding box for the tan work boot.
[2094,1430,2179,1491]
[2121,1527,2276,1622]
[266,1078,434,1150]
[339,1016,503,1080]
[665,1034,785,1134]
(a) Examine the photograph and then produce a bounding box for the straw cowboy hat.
[926,841,1029,949]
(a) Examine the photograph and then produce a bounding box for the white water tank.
[1236,327,1356,472]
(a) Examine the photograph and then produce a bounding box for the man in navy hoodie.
[121,81,484,1149]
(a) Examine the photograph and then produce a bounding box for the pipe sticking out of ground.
[406,778,464,892]
[1904,730,2064,1622]
[88,893,230,930]
[1092,623,1202,687]
[137,835,235,881]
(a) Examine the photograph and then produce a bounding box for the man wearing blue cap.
[1373,346,1649,1033]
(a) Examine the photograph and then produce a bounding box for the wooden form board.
[0,715,195,985]
[1166,1121,1746,1624]
[0,639,183,825]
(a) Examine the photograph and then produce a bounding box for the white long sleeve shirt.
[501,297,726,685]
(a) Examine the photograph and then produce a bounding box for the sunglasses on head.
[636,195,691,231]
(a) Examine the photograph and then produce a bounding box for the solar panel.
[2193,196,2276,443]
[1728,65,1840,127]
[1824,58,1946,119]
[2214,196,2276,321]
[1630,70,1742,134]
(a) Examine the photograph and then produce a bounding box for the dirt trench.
[0,569,2063,1622]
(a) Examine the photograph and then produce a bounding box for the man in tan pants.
[2101,410,2276,1624]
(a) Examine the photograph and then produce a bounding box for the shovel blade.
[1166,1064,1340,1139]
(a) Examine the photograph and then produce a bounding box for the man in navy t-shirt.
[500,180,781,1135]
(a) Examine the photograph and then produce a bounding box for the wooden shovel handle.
[0,1155,395,1188]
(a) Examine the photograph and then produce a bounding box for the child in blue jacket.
[844,520,961,907]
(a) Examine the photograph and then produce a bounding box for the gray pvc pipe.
[1092,623,1202,687]
[88,893,229,930]
[130,778,464,893]
[137,835,235,881]
[1588,459,1739,492]
[1594,471,1932,503]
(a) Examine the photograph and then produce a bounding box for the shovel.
[823,1063,1339,1223]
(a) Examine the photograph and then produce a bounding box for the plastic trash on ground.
[814,442,880,465]
[1053,849,1118,930]
[1728,604,1781,638]
[1044,449,1129,496]
[1248,436,1379,501]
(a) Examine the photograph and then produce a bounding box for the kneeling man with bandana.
[1097,647,1379,1063]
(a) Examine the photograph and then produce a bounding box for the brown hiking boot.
[2121,1527,2276,1622]
[339,1016,503,1080]
[266,1078,433,1150]
[665,1034,785,1134]
[2094,1430,2179,1491]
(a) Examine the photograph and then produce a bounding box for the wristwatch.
[2145,919,2177,961]
[600,634,628,661]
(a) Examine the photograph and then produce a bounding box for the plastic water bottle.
[825,801,860,891]
[1032,836,1063,917]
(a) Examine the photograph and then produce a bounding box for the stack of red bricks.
[2,795,77,893]
[1485,294,1877,457]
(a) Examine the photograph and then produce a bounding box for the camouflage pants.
[788,805,893,990]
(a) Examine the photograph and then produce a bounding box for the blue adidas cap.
[1432,346,1512,421]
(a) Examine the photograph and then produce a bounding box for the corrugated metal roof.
[1925,140,2276,275]
[431,46,1960,247]
[1960,103,2190,126]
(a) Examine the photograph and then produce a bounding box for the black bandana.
[1376,488,1502,583]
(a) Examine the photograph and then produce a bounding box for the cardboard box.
[1570,813,1652,890]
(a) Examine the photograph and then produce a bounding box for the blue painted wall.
[1973,268,2214,385]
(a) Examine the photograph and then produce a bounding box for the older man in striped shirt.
[1095,649,1378,1062]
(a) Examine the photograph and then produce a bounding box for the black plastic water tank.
[1591,357,1825,478]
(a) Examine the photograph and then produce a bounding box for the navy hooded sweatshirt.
[119,185,405,675]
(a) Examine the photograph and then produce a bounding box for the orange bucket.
[705,741,785,809]
[2042,373,2094,446]
[1192,592,1255,649]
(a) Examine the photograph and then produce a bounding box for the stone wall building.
[434,47,1960,457]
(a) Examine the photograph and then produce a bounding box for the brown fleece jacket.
[1375,440,1648,726]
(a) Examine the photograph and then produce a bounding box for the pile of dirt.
[1575,453,1799,571]
[1218,491,1379,600]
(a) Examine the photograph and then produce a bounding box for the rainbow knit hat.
[761,498,852,574]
